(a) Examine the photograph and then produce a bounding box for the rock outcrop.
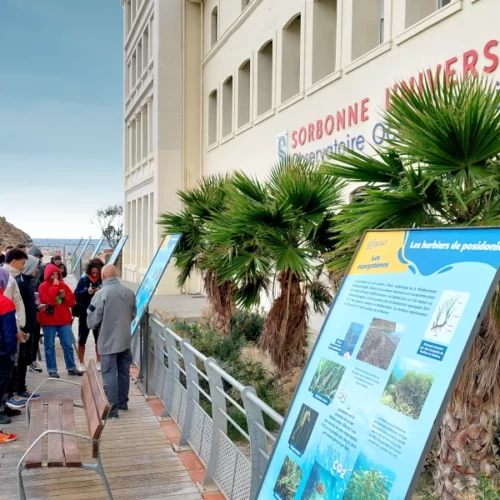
[0,216,32,246]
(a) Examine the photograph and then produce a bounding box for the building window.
[126,62,131,96]
[312,0,337,84]
[137,41,143,77]
[238,59,251,127]
[143,28,149,68]
[142,108,148,160]
[281,14,301,103]
[351,0,384,61]
[242,0,250,10]
[131,121,137,166]
[406,0,451,28]
[132,52,137,87]
[211,7,218,47]
[222,77,233,137]
[209,89,218,145]
[257,40,273,116]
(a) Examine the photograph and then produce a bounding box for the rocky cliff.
[0,217,32,246]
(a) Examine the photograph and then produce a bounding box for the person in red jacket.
[0,267,19,440]
[38,264,82,378]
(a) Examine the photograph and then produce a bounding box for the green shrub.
[230,311,264,343]
[173,320,244,363]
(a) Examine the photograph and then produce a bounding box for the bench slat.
[82,374,103,440]
[47,400,64,467]
[61,400,81,467]
[26,399,44,469]
[88,360,110,421]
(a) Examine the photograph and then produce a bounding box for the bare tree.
[92,204,123,249]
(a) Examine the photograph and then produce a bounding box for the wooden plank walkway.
[0,276,202,500]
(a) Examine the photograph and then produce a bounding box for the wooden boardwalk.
[0,279,202,500]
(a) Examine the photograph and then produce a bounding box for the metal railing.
[132,313,284,500]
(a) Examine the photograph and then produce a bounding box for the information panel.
[72,236,92,273]
[108,235,129,266]
[80,236,106,278]
[257,228,500,500]
[131,234,182,335]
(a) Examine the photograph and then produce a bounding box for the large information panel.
[257,228,500,500]
[72,236,92,273]
[108,235,129,266]
[131,234,181,335]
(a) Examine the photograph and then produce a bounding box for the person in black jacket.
[50,256,67,279]
[75,259,104,372]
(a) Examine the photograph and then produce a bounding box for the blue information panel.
[108,235,129,266]
[72,236,92,273]
[80,236,106,278]
[257,228,500,500]
[131,234,182,335]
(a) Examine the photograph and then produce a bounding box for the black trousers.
[6,344,31,396]
[0,354,15,409]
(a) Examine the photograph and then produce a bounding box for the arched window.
[312,0,337,83]
[211,7,218,47]
[222,76,234,136]
[351,0,384,60]
[238,59,251,127]
[257,40,273,116]
[208,89,218,145]
[281,14,301,102]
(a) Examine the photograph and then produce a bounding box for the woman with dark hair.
[74,259,104,372]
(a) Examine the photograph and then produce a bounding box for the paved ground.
[0,276,202,500]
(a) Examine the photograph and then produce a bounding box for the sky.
[0,0,123,239]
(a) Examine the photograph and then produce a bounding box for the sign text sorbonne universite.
[257,228,500,500]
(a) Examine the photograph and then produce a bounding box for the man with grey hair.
[87,264,136,419]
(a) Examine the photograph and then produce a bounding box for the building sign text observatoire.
[278,39,500,163]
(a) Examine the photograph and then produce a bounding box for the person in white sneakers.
[74,259,103,372]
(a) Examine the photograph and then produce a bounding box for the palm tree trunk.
[260,272,308,374]
[203,271,236,335]
[434,306,500,498]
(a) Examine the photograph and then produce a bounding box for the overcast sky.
[0,0,123,238]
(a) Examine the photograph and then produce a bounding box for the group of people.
[0,242,137,445]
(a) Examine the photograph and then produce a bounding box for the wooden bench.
[17,360,112,499]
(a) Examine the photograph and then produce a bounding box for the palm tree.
[322,74,500,498]
[210,157,344,374]
[158,175,236,335]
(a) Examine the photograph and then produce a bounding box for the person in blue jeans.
[37,264,82,378]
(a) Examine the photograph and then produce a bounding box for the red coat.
[37,264,75,326]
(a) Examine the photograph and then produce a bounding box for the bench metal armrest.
[17,430,96,469]
[26,378,82,427]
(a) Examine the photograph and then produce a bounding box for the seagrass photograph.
[344,451,396,500]
[273,456,303,500]
[356,318,405,370]
[380,357,434,419]
[288,404,319,456]
[308,358,346,404]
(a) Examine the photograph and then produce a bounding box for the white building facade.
[122,0,500,294]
